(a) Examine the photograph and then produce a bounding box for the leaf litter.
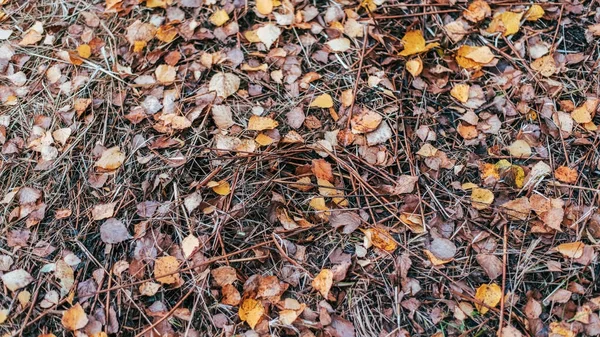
[0,0,599,336]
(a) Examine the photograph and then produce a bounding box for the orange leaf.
[154,256,180,284]
[311,269,333,298]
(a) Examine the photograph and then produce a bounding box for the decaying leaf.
[154,256,180,284]
[95,147,125,172]
[209,72,240,98]
[471,188,494,210]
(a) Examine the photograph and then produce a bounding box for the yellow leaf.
[309,197,330,218]
[363,227,398,252]
[463,0,491,23]
[311,269,333,298]
[451,84,470,103]
[507,139,531,158]
[360,0,377,11]
[525,4,544,21]
[554,242,585,259]
[208,180,231,196]
[255,133,274,146]
[146,0,167,8]
[256,0,273,15]
[549,322,576,337]
[571,99,598,124]
[487,12,523,36]
[244,30,261,43]
[62,303,89,331]
[154,256,180,284]
[77,44,91,59]
[481,163,499,180]
[399,30,439,56]
[457,45,495,64]
[416,143,438,157]
[317,178,343,197]
[405,58,423,77]
[17,290,31,307]
[95,146,125,172]
[471,187,494,210]
[248,115,279,131]
[133,41,146,53]
[474,283,502,315]
[530,55,556,77]
[239,298,264,329]
[210,9,230,27]
[310,93,334,108]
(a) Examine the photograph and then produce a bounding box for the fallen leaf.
[476,254,503,280]
[239,298,264,329]
[326,38,351,52]
[95,147,125,172]
[554,242,585,259]
[62,303,89,331]
[19,21,44,46]
[210,9,229,27]
[531,55,556,77]
[155,64,176,85]
[1,269,33,291]
[474,283,502,314]
[399,30,439,56]
[209,72,240,98]
[100,218,132,244]
[211,266,237,286]
[256,23,281,49]
[208,180,231,196]
[221,284,241,305]
[405,58,423,76]
[139,282,161,296]
[92,202,116,221]
[525,5,544,21]
[571,99,598,124]
[181,234,200,259]
[351,108,382,134]
[154,256,180,284]
[463,0,491,22]
[456,45,495,69]
[501,197,531,220]
[507,140,531,158]
[312,269,334,298]
[310,94,334,108]
[554,166,577,184]
[363,227,398,252]
[451,84,470,103]
[487,12,523,36]
[248,115,279,131]
[256,0,273,15]
[471,188,494,210]
[77,44,91,59]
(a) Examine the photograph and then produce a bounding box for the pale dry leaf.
[209,72,240,98]
[92,202,116,221]
[95,147,125,172]
[100,218,132,244]
[405,58,423,77]
[19,21,44,46]
[1,269,33,291]
[139,281,161,296]
[256,23,281,49]
[181,234,200,258]
[326,38,351,52]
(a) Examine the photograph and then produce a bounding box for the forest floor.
[1,0,600,336]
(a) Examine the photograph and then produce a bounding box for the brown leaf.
[100,218,132,244]
[476,254,503,280]
[211,266,237,286]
